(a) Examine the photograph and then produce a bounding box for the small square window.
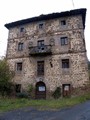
[62,59,69,68]
[20,27,25,32]
[18,42,23,51]
[16,62,22,71]
[37,40,44,47]
[61,37,68,46]
[61,20,66,26]
[39,23,44,29]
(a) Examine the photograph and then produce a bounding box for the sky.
[0,0,90,60]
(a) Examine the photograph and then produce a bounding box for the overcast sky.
[0,0,90,60]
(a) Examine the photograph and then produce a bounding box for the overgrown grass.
[0,93,90,112]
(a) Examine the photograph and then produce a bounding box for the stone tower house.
[5,8,89,99]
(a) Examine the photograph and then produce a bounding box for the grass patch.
[0,93,90,112]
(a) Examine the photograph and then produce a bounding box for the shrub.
[16,92,28,98]
[28,84,33,93]
[0,58,14,96]
[52,87,61,99]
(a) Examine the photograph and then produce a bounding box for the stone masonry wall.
[6,15,89,97]
[7,15,84,59]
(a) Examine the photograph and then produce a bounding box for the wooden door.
[62,84,71,97]
[35,82,46,99]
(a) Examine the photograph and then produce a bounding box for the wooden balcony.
[29,45,52,56]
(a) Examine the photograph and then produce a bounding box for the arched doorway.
[35,82,46,99]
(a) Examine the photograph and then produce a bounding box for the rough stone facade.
[5,9,89,98]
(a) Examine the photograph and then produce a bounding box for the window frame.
[20,27,25,32]
[39,23,44,29]
[62,59,69,68]
[37,61,44,76]
[16,62,23,71]
[60,37,68,46]
[18,42,24,51]
[37,40,44,47]
[61,20,66,26]
[38,22,45,30]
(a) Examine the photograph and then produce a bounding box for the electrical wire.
[72,0,75,8]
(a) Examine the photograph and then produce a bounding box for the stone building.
[5,8,89,99]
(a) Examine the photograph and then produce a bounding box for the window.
[37,61,44,75]
[61,20,66,26]
[38,40,44,47]
[61,37,68,45]
[39,23,44,29]
[20,27,25,32]
[62,59,69,68]
[18,42,23,51]
[15,84,21,93]
[16,62,22,71]
[37,40,44,50]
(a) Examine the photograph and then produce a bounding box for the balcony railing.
[29,45,52,56]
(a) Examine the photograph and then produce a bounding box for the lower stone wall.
[7,52,89,98]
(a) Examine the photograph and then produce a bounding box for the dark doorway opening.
[15,84,21,93]
[35,82,46,99]
[62,84,71,97]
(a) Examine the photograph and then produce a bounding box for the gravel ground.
[0,101,90,120]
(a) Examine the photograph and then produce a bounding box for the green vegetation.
[16,92,29,98]
[27,84,35,98]
[52,87,61,99]
[0,93,90,112]
[0,58,14,96]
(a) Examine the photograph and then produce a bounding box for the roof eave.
[4,8,86,29]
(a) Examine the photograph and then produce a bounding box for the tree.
[0,58,14,96]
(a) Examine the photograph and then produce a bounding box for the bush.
[16,92,28,98]
[27,84,35,98]
[0,58,14,96]
[52,87,61,99]
[28,84,33,93]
